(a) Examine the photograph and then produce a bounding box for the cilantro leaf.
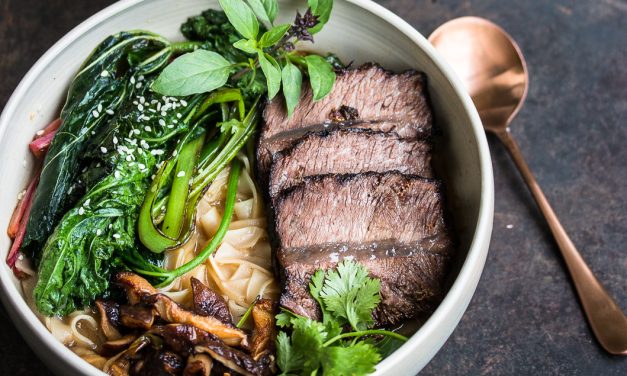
[291,317,327,374]
[322,341,381,375]
[320,260,381,331]
[277,331,303,375]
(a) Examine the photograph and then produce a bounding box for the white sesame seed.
[106,109,115,115]
[138,163,146,170]
[17,190,26,200]
[149,108,156,113]
[180,99,188,107]
[136,82,143,89]
[133,129,141,135]
[36,130,45,136]
[113,233,121,239]
[130,76,136,84]
[108,224,113,229]
[114,170,121,179]
[172,119,178,124]
[157,103,162,111]
[176,113,182,119]
[158,119,166,127]
[100,147,107,153]
[133,101,139,105]
[78,207,85,215]
[84,199,90,207]
[144,126,152,132]
[161,111,167,117]
[126,155,133,162]
[151,100,158,105]
[167,124,174,129]
[92,110,100,118]
[100,70,109,77]
[113,136,118,145]
[92,131,96,135]
[139,96,145,104]
[138,75,145,81]
[138,104,144,111]
[96,229,102,236]
[177,171,186,178]
[140,140,150,149]
[151,149,164,156]
[97,103,103,113]
[173,150,178,156]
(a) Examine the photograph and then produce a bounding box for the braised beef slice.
[272,172,454,326]
[268,128,433,197]
[256,63,433,181]
[262,63,432,140]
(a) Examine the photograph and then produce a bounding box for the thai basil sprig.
[152,0,336,116]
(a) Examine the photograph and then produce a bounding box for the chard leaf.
[247,0,279,26]
[219,0,260,40]
[152,50,232,96]
[280,60,302,117]
[259,23,290,47]
[233,38,258,54]
[305,54,336,101]
[308,0,333,34]
[258,52,281,99]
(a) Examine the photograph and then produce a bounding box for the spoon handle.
[495,130,627,355]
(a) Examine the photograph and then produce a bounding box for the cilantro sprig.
[152,0,337,117]
[276,261,408,376]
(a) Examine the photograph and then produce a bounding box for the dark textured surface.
[0,0,625,375]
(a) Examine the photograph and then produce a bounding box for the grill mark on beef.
[268,128,433,197]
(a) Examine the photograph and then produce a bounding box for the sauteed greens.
[23,0,337,316]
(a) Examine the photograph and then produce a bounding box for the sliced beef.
[272,172,454,326]
[262,63,432,140]
[268,128,433,197]
[256,63,433,181]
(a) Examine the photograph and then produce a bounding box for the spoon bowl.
[429,16,627,356]
[429,17,528,133]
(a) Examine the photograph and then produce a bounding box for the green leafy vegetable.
[308,0,333,34]
[281,61,302,117]
[152,50,234,96]
[258,23,290,47]
[156,3,339,117]
[20,31,173,261]
[258,52,282,99]
[247,0,279,26]
[276,261,407,376]
[219,0,260,40]
[306,54,336,101]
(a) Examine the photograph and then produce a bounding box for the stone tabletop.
[1,0,625,375]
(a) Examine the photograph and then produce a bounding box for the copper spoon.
[429,16,627,355]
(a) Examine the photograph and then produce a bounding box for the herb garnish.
[276,261,408,376]
[152,0,337,116]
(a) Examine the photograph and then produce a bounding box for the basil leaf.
[247,0,279,26]
[233,38,258,54]
[308,0,333,34]
[258,52,282,99]
[259,24,290,47]
[281,61,302,117]
[152,50,232,96]
[305,54,335,101]
[219,0,260,40]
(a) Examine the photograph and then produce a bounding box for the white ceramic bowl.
[0,0,493,374]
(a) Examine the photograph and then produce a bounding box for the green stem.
[171,41,202,54]
[236,296,259,328]
[154,159,241,287]
[322,330,408,347]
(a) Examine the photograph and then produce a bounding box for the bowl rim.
[0,0,494,375]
